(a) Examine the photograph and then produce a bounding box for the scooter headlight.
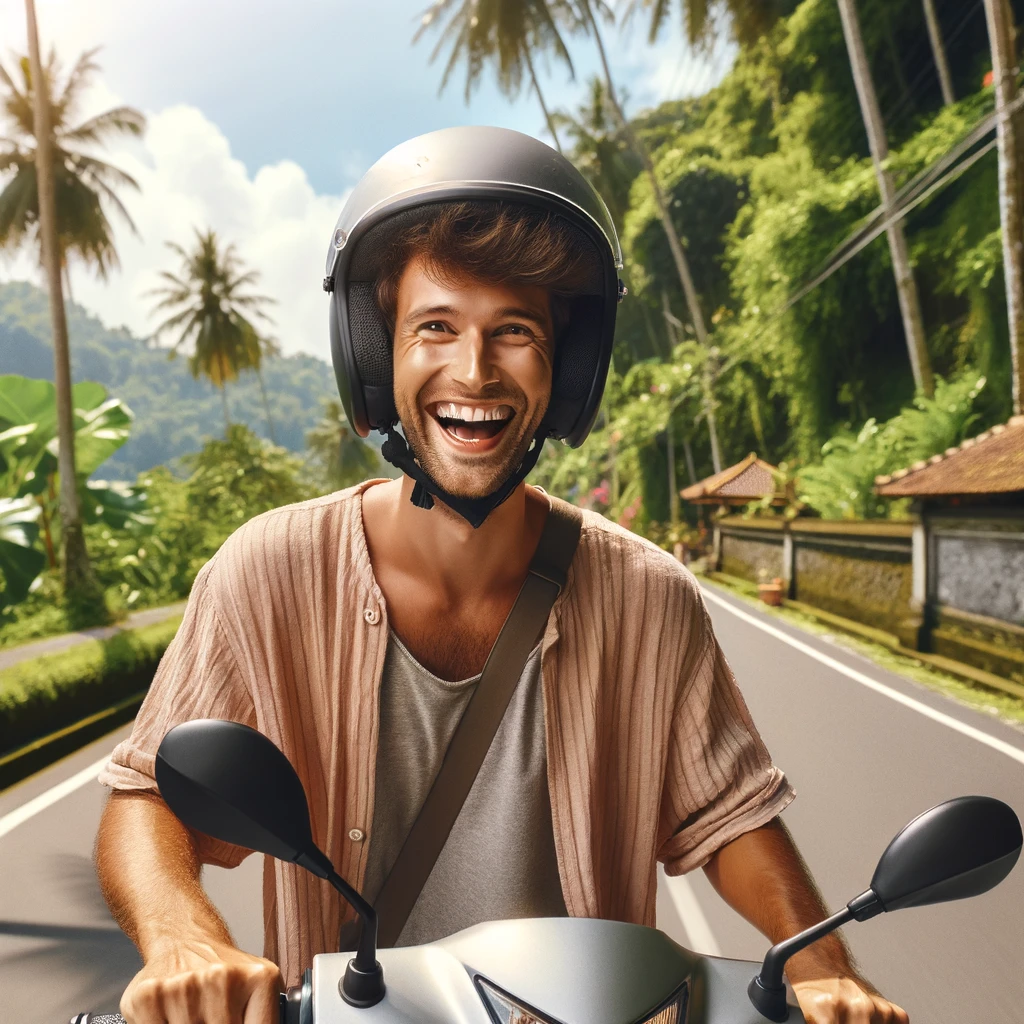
[476,978,688,1024]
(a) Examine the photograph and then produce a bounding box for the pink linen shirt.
[100,480,795,986]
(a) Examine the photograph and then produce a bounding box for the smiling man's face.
[392,254,555,500]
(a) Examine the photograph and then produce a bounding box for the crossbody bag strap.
[372,498,583,948]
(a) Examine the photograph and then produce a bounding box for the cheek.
[392,342,442,401]
[500,345,552,401]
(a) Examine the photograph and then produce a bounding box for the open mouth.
[430,402,516,447]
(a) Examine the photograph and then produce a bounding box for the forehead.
[396,255,552,321]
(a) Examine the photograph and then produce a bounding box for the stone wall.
[930,516,1024,626]
[719,527,784,583]
[793,539,913,639]
[717,518,918,644]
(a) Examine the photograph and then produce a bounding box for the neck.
[369,474,548,602]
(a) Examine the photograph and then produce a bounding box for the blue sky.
[0,0,733,360]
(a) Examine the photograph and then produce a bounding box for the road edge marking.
[701,585,1024,768]
[664,872,721,957]
[0,754,110,839]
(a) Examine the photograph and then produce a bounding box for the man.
[96,127,908,1024]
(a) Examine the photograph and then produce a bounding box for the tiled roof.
[874,416,1024,497]
[680,453,779,503]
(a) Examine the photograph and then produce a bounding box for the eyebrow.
[402,304,550,329]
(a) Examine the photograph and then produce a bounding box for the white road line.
[701,585,1024,768]
[0,754,109,839]
[665,873,721,957]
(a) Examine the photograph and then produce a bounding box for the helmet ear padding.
[347,282,397,428]
[547,295,605,441]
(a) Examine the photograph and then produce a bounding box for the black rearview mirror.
[155,719,325,871]
[749,795,1022,1021]
[155,719,385,1008]
[870,794,1022,911]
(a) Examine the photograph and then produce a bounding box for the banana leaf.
[0,497,45,606]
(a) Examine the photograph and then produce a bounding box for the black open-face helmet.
[322,125,624,526]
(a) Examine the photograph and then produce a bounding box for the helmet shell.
[324,126,622,447]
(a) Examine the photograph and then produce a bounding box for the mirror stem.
[295,850,385,1008]
[748,906,855,1022]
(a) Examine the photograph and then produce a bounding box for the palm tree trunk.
[523,47,563,154]
[220,385,231,436]
[837,0,934,397]
[25,0,101,611]
[580,0,723,471]
[922,0,955,107]
[984,0,1024,415]
[256,367,277,444]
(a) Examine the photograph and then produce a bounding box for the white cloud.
[1,100,346,362]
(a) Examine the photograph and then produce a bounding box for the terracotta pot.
[758,580,784,607]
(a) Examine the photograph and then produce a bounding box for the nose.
[448,326,498,391]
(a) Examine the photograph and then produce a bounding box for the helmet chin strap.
[380,422,547,529]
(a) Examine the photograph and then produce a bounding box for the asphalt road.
[1,580,1022,1024]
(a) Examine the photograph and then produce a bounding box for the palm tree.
[253,333,281,445]
[306,399,381,490]
[836,0,934,397]
[921,0,955,107]
[1,20,143,611]
[624,0,790,49]
[0,47,145,290]
[983,0,1024,415]
[415,0,577,152]
[146,228,276,436]
[551,76,641,233]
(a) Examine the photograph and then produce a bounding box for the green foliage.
[797,372,988,519]
[0,374,144,606]
[0,615,180,755]
[0,498,45,606]
[305,399,384,491]
[183,423,318,531]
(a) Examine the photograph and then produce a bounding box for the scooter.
[72,719,1022,1024]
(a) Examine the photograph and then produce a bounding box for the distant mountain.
[0,280,344,480]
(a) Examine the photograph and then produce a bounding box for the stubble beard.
[396,389,546,500]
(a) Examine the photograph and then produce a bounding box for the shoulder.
[572,503,701,596]
[197,480,383,605]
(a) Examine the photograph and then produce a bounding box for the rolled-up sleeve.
[657,601,795,875]
[98,560,257,869]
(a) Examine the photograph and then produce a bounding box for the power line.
[759,92,1021,325]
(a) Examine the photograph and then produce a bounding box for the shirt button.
[349,828,365,842]
[363,607,380,625]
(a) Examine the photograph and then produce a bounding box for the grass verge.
[0,615,181,758]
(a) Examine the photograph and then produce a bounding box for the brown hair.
[373,201,597,339]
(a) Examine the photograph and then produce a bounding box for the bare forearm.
[702,818,861,985]
[95,791,233,961]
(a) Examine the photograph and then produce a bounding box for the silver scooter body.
[312,918,804,1024]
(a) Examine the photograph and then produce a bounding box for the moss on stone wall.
[795,546,913,636]
[721,536,784,583]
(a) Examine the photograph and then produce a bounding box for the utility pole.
[837,0,935,397]
[24,0,100,609]
[983,0,1024,415]
[922,0,955,107]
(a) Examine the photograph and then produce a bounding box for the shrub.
[0,615,180,755]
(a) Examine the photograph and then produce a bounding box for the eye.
[497,324,535,338]
[420,321,449,334]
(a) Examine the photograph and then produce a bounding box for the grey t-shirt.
[354,630,567,947]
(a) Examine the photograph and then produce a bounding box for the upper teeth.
[436,403,513,422]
